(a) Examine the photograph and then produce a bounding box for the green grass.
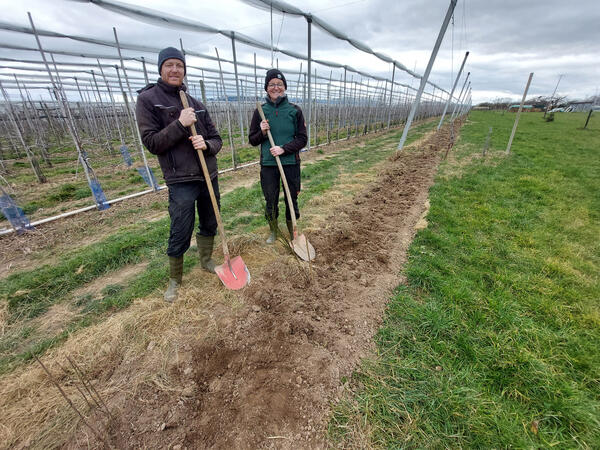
[329,111,600,448]
[0,120,436,375]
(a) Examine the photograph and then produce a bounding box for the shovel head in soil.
[215,256,250,290]
[291,233,315,262]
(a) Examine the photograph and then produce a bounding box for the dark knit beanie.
[158,47,186,75]
[264,69,287,91]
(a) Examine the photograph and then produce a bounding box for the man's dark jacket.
[136,79,222,185]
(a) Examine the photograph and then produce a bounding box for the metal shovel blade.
[291,234,316,262]
[215,256,250,290]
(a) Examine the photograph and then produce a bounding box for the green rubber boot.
[266,220,278,244]
[196,234,216,273]
[286,220,295,240]
[165,256,183,303]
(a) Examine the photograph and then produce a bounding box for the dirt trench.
[73,127,451,449]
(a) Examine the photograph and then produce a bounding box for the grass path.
[330,111,600,448]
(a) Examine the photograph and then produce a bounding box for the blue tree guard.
[89,179,110,211]
[136,167,158,189]
[0,194,33,234]
[120,144,133,166]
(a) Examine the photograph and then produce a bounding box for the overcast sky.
[1,0,598,104]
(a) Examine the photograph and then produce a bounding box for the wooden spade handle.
[255,102,298,237]
[179,90,229,259]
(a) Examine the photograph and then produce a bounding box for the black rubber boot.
[286,220,294,240]
[196,234,216,273]
[165,256,183,303]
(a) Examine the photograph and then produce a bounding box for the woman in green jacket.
[249,69,308,243]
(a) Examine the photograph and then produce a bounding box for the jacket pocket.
[154,104,177,126]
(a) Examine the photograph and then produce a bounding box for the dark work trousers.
[166,178,220,257]
[260,163,301,222]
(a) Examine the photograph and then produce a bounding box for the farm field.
[1,110,597,448]
[1,115,446,448]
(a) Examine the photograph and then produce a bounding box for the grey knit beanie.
[158,47,186,75]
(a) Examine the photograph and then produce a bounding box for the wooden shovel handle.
[255,102,298,236]
[180,90,229,259]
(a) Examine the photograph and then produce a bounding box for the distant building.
[508,104,534,111]
[568,101,594,112]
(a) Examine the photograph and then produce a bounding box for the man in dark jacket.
[136,47,223,302]
[249,69,307,243]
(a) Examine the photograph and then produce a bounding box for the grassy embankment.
[329,111,600,447]
[0,119,437,375]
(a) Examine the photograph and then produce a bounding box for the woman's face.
[267,79,286,102]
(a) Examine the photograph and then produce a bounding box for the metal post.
[387,64,396,129]
[215,47,237,169]
[449,71,470,122]
[364,79,372,134]
[306,16,313,151]
[254,53,258,103]
[73,77,94,136]
[326,70,332,143]
[438,50,469,130]
[482,126,492,156]
[506,72,534,154]
[341,68,347,138]
[459,87,472,117]
[141,56,149,84]
[313,67,317,146]
[346,74,353,139]
[353,79,360,138]
[295,62,303,102]
[398,0,457,150]
[583,108,593,129]
[230,32,245,145]
[96,63,125,148]
[270,2,274,66]
[114,65,136,137]
[179,38,188,87]
[336,73,343,140]
[200,80,207,104]
[302,73,306,115]
[453,82,470,122]
[113,28,156,190]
